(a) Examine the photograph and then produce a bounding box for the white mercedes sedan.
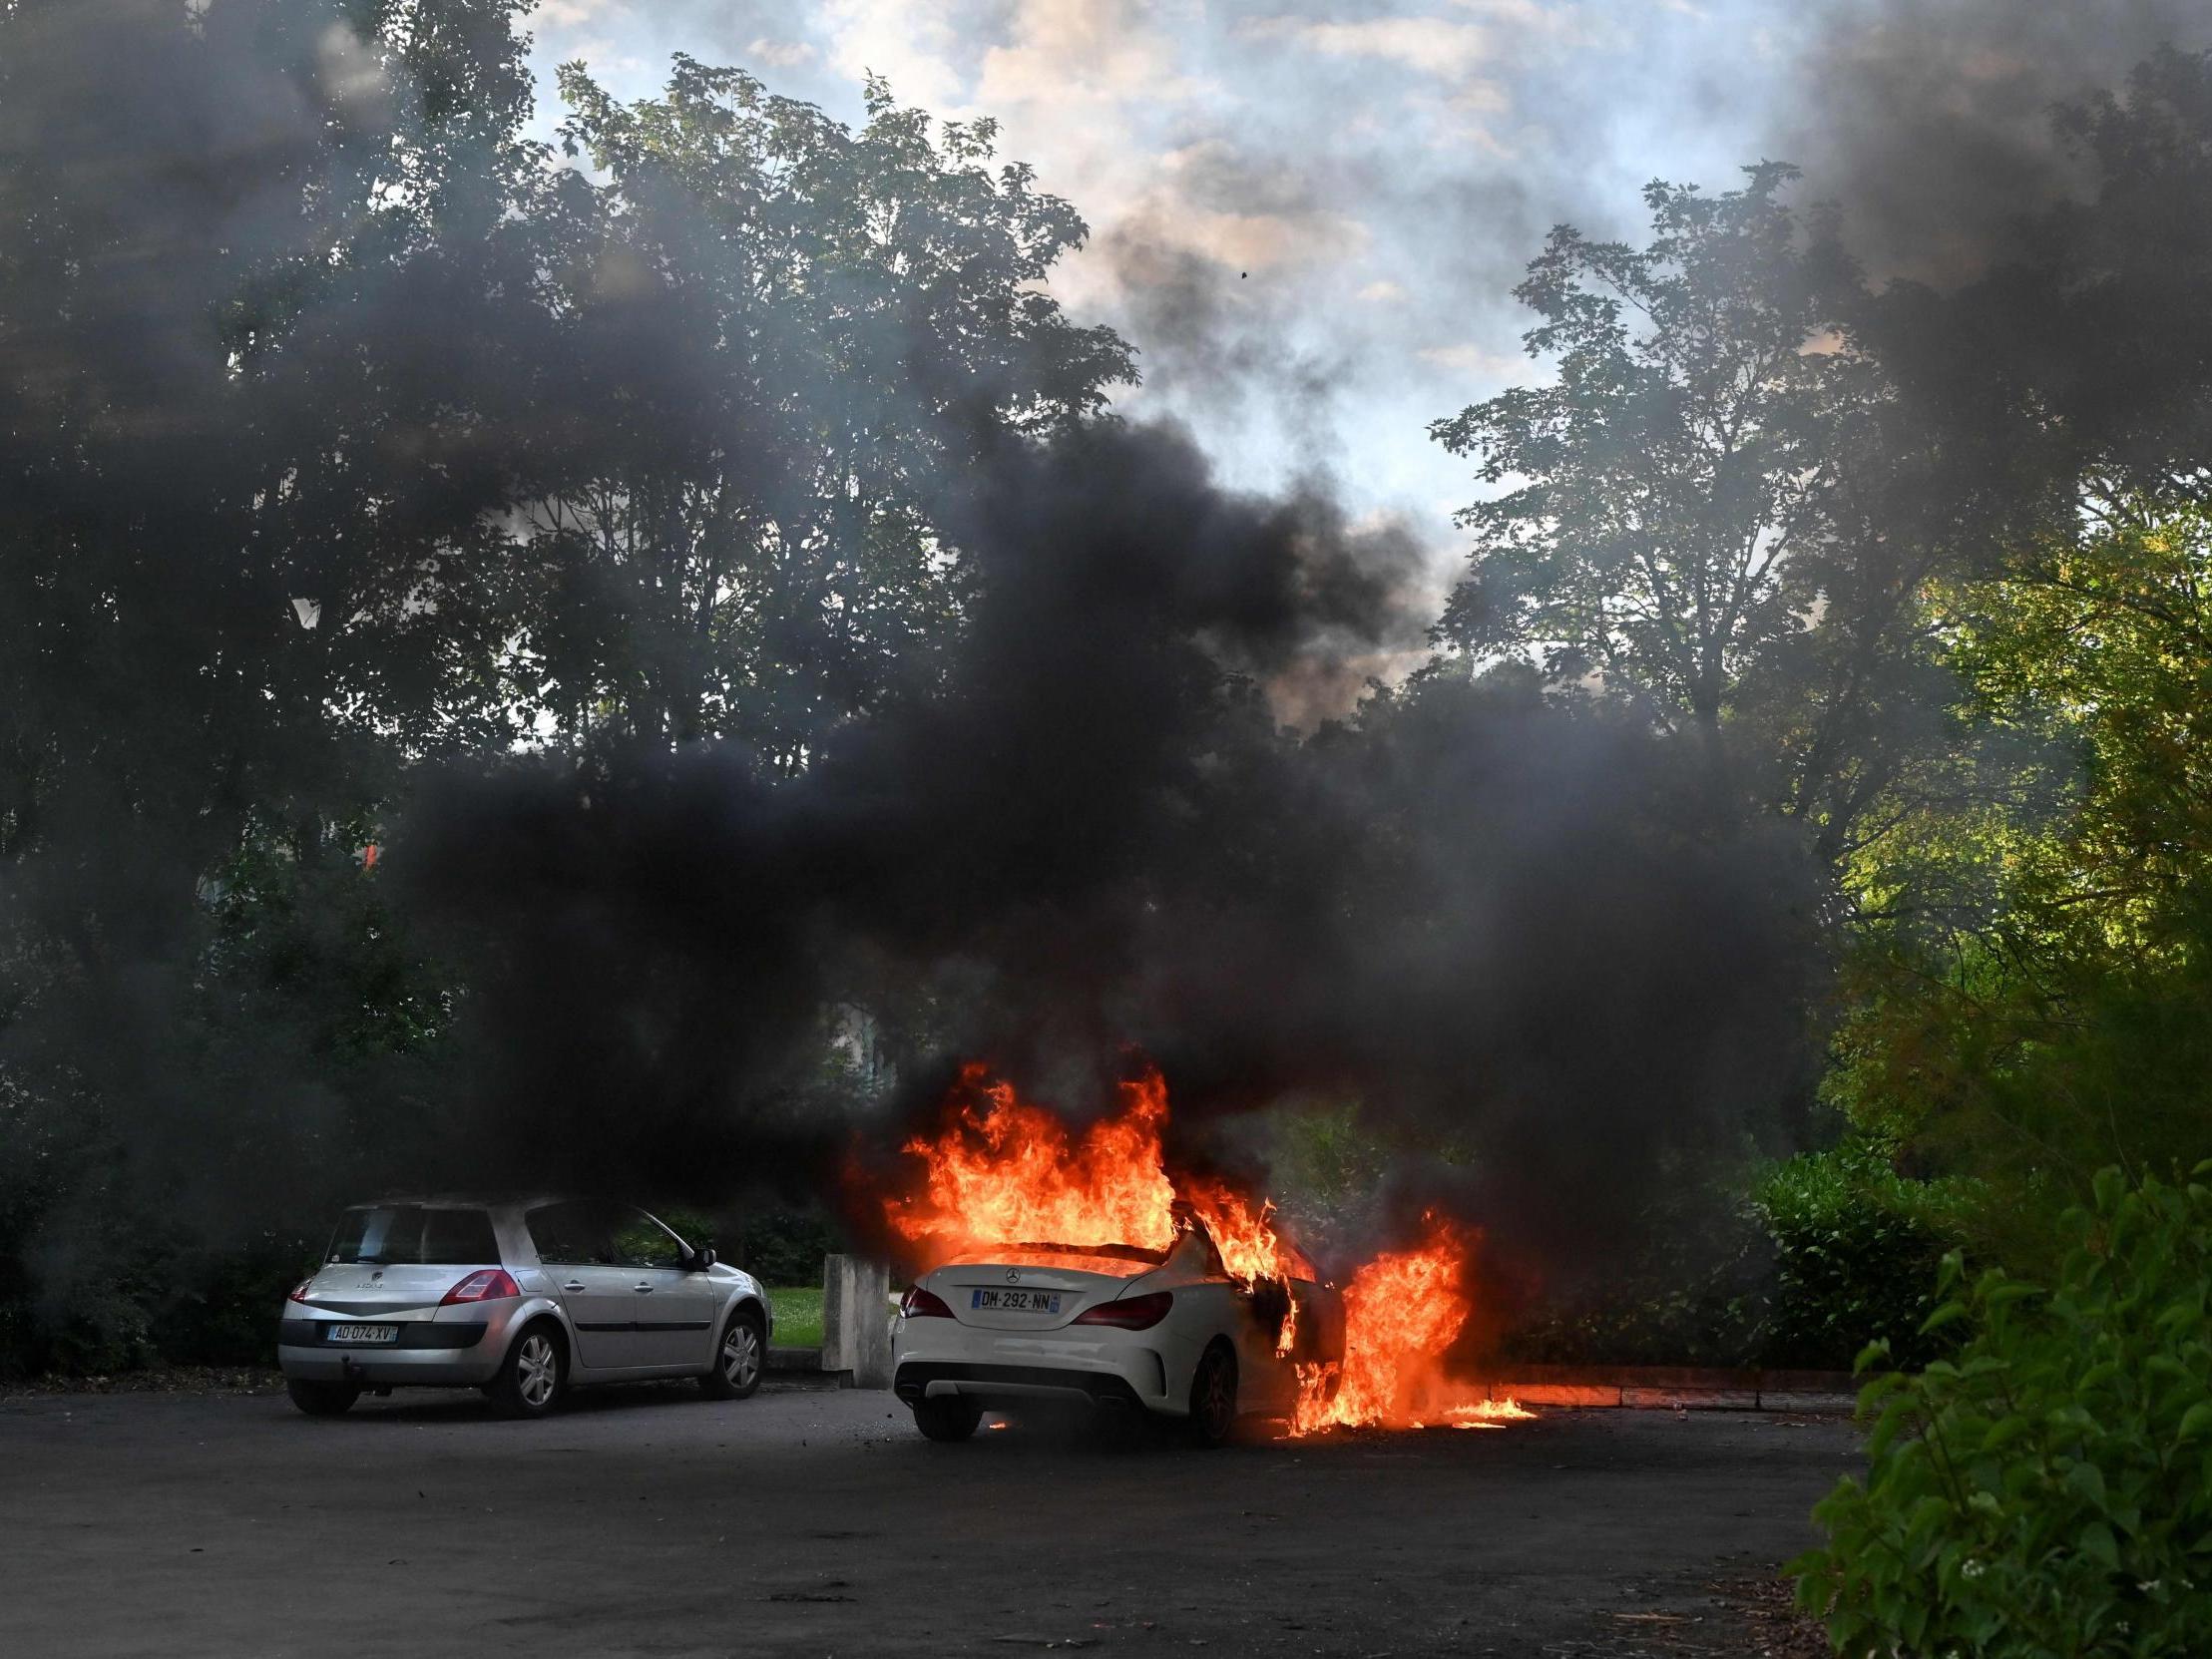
[890,1220,1343,1446]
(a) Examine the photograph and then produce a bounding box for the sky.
[517,0,2205,590]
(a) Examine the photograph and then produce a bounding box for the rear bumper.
[894,1361,1151,1413]
[277,1344,504,1387]
[276,1300,539,1388]
[892,1324,1183,1418]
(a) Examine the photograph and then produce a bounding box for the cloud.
[564,36,647,77]
[1357,279,1408,302]
[1419,341,1525,378]
[978,0,1205,107]
[1247,14,1494,76]
[746,36,817,69]
[819,0,971,109]
[535,0,621,27]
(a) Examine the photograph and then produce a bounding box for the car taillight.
[287,1279,314,1304]
[440,1269,521,1305]
[1073,1292,1172,1330]
[899,1285,954,1319]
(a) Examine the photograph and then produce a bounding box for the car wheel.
[701,1306,765,1401]
[1188,1341,1237,1449]
[489,1320,566,1419]
[285,1378,360,1418]
[912,1397,984,1442]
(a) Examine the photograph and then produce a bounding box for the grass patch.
[768,1287,824,1348]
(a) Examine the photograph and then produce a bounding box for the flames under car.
[890,1221,1344,1447]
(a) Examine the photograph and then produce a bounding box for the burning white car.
[890,1218,1344,1446]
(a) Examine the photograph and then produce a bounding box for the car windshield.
[326,1205,499,1267]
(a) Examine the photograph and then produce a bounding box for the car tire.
[286,1378,360,1418]
[912,1397,984,1442]
[1187,1341,1237,1449]
[488,1320,566,1419]
[700,1306,765,1401]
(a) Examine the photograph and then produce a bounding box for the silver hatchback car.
[277,1197,772,1418]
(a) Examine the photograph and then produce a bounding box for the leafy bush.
[736,1207,842,1288]
[1495,1193,1772,1367]
[1755,1142,1971,1371]
[1792,1166,2212,1658]
[1493,1144,1965,1370]
[148,1234,321,1368]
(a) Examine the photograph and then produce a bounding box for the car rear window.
[326,1206,500,1267]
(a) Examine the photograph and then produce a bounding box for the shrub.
[737,1207,842,1287]
[1493,1144,1965,1371]
[1494,1195,1771,1368]
[1755,1142,1971,1371]
[149,1233,321,1367]
[1791,1166,2212,1658]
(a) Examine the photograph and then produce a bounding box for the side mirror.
[687,1245,717,1272]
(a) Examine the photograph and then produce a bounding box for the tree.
[1826,503,2212,1232]
[1432,166,1839,732]
[510,59,1134,763]
[0,0,557,1370]
[1430,167,1949,862]
[0,10,1144,1369]
[0,0,553,943]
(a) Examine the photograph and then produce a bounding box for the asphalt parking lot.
[0,1382,1860,1658]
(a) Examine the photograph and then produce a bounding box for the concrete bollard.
[820,1254,892,1390]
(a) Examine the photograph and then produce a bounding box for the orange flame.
[879,1063,1179,1258]
[1288,1218,1531,1435]
[871,1064,1304,1353]
[1181,1180,1304,1355]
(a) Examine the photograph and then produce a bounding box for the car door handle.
[563,1281,586,1293]
[634,1282,655,1293]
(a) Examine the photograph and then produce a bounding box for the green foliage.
[1499,1245,1771,1367]
[1831,505,2212,1234]
[1431,166,1842,731]
[737,1207,842,1288]
[1494,1145,1969,1371]
[521,55,1132,760]
[1268,1101,1393,1248]
[1755,1143,1972,1371]
[1429,165,1950,865]
[1792,1168,2212,1658]
[145,1232,323,1369]
[0,5,1118,1377]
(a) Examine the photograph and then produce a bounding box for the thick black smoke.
[1777,0,2205,284]
[1771,21,2212,562]
[397,418,1819,1285]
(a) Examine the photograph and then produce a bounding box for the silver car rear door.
[525,1200,648,1370]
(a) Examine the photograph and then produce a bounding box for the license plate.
[970,1288,1062,1315]
[325,1324,399,1345]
